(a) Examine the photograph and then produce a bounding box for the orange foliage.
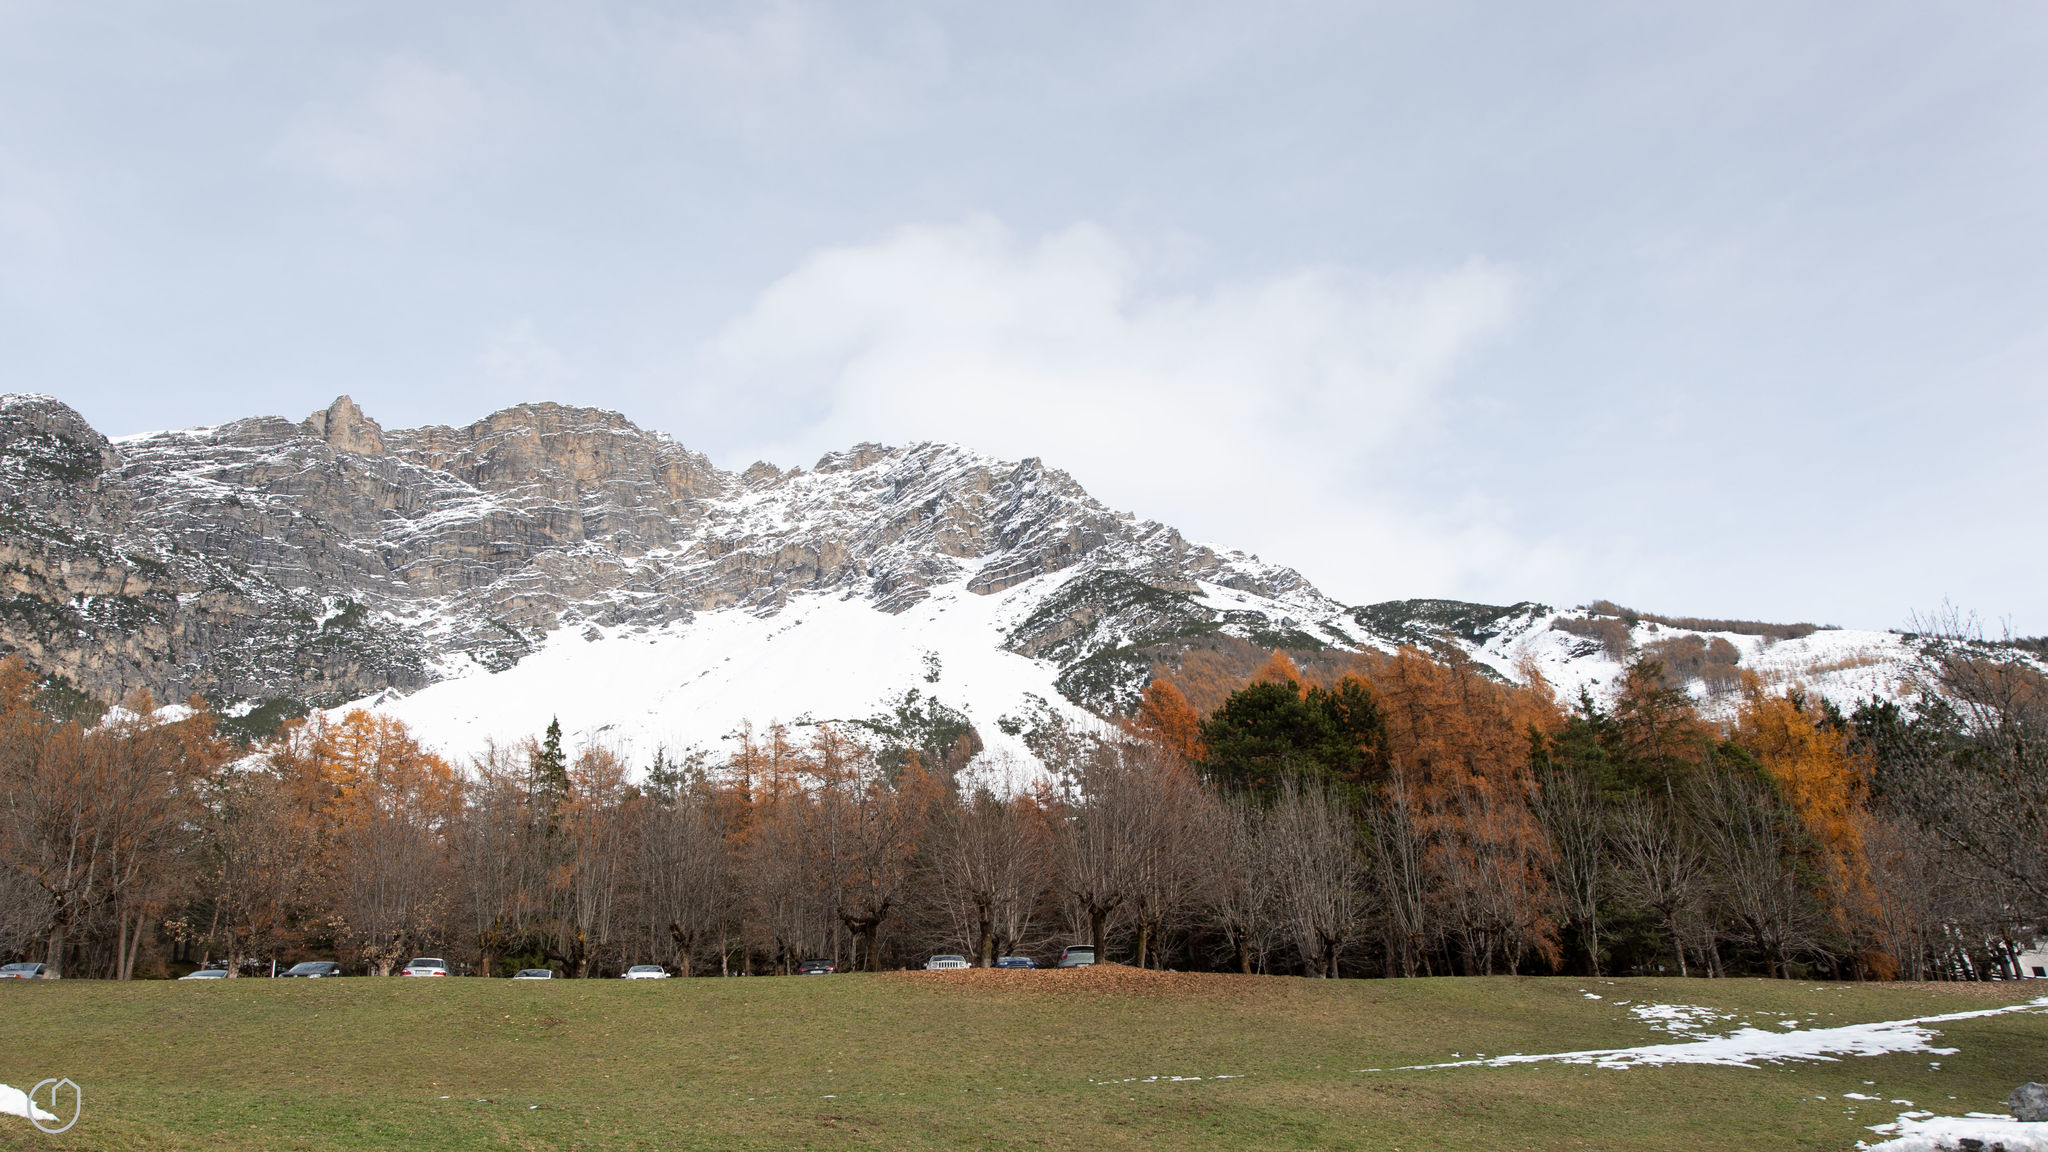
[1358,648,1565,973]
[1131,679,1206,762]
[1250,650,1305,692]
[1730,680,1876,931]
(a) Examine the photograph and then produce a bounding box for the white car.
[924,954,970,970]
[399,957,450,977]
[178,968,229,980]
[621,965,669,979]
[511,969,554,980]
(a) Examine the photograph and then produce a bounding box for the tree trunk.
[122,916,145,981]
[1134,923,1150,970]
[45,920,67,980]
[1090,907,1107,956]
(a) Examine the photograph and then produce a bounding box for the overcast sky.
[3,2,2043,632]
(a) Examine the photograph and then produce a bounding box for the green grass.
[0,972,2041,1151]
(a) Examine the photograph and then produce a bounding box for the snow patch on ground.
[1862,1112,2048,1151]
[1628,1003,1732,1034]
[0,1084,57,1124]
[1088,1074,1244,1085]
[1398,999,2048,1071]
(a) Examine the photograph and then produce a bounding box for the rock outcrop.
[0,394,1334,718]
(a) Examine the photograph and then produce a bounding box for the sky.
[2,1,2043,632]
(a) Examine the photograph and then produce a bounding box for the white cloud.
[277,56,484,188]
[698,217,1542,601]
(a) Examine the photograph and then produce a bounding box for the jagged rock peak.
[814,442,892,473]
[0,393,116,479]
[300,395,386,456]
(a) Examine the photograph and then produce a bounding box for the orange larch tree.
[1132,678,1206,762]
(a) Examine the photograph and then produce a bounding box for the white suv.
[621,965,670,979]
[399,958,449,977]
[924,954,970,970]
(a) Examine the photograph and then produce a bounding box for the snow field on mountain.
[1474,620,1922,718]
[357,569,1099,778]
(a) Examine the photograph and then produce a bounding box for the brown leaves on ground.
[887,962,1265,999]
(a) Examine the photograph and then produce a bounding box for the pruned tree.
[555,746,633,976]
[1532,760,1608,974]
[1691,765,1828,978]
[1611,795,1712,976]
[925,787,1047,966]
[1364,771,1431,976]
[1266,776,1364,977]
[632,763,731,975]
[1207,794,1282,974]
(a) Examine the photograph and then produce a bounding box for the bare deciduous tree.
[1267,776,1364,978]
[1692,768,1827,979]
[1611,795,1712,976]
[926,787,1046,966]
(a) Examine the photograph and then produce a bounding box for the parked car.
[511,969,555,980]
[796,958,837,974]
[178,968,229,980]
[279,961,344,978]
[399,958,450,977]
[924,954,970,970]
[621,965,670,979]
[1056,945,1096,968]
[0,962,49,980]
[993,956,1036,969]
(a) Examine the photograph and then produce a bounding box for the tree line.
[0,622,2041,980]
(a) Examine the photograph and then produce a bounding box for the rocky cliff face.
[1,392,1957,756]
[0,394,1339,723]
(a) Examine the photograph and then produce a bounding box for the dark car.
[279,961,344,978]
[796,959,837,975]
[993,956,1036,969]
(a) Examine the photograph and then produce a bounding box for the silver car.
[1056,945,1097,968]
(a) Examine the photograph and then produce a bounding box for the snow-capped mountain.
[0,392,1957,766]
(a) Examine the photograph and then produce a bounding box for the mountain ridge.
[0,391,1968,763]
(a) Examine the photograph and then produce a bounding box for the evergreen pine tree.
[531,717,570,828]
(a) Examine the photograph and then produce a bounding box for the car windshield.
[1,963,35,972]
[517,970,550,977]
[628,966,661,972]
[1066,947,1094,954]
[286,963,325,972]
[409,959,444,967]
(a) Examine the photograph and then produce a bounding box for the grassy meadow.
[0,969,2041,1151]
